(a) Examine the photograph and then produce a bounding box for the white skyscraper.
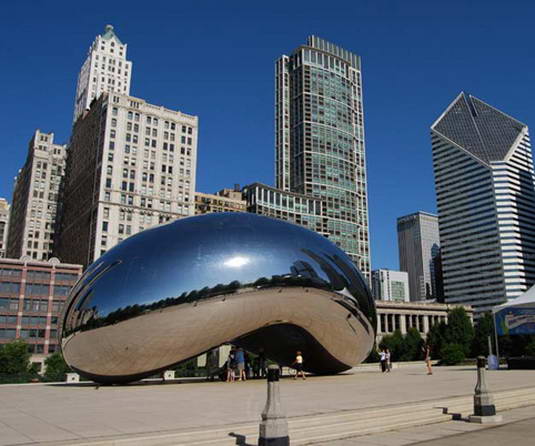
[431,92,535,314]
[372,269,410,302]
[73,25,133,123]
[7,131,67,261]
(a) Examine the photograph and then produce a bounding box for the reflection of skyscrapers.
[431,92,535,314]
[397,211,441,301]
[271,36,370,278]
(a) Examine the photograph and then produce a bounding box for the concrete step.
[53,386,535,446]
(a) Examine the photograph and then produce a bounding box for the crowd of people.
[224,348,306,382]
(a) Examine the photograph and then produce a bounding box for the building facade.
[372,269,410,302]
[73,25,132,123]
[0,199,9,258]
[275,36,370,278]
[397,211,441,301]
[57,92,198,267]
[0,257,82,362]
[431,92,535,314]
[6,131,67,261]
[375,301,472,342]
[243,182,327,235]
[195,187,246,214]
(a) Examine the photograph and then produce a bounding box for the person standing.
[258,348,266,378]
[236,348,247,381]
[292,351,306,380]
[226,348,236,383]
[385,348,392,372]
[423,344,433,375]
[379,348,387,373]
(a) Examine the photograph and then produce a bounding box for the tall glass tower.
[275,36,370,278]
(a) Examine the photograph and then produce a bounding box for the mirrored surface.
[61,213,376,383]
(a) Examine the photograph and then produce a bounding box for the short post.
[469,356,502,424]
[258,365,289,446]
[66,373,80,383]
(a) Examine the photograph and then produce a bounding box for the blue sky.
[1,0,534,270]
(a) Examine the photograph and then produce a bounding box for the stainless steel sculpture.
[61,213,376,384]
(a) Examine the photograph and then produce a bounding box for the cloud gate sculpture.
[61,213,376,384]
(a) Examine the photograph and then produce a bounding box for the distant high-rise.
[7,131,67,260]
[371,269,409,302]
[275,36,370,278]
[0,198,9,258]
[397,211,441,301]
[57,93,198,267]
[73,25,132,123]
[431,92,535,313]
[195,187,246,215]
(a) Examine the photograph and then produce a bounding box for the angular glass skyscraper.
[431,92,535,314]
[275,36,370,277]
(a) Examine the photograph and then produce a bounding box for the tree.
[379,330,404,361]
[44,352,71,382]
[427,321,447,359]
[471,312,495,357]
[444,307,474,356]
[0,340,31,375]
[400,328,424,361]
[441,343,465,365]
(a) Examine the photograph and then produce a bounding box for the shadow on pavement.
[228,432,254,445]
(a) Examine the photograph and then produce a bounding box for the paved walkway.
[0,365,534,445]
[319,405,535,445]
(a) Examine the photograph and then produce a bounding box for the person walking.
[258,348,266,378]
[226,348,236,383]
[385,348,392,372]
[423,344,433,375]
[292,351,306,380]
[235,348,247,381]
[379,348,387,373]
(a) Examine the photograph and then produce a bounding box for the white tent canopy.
[493,285,535,313]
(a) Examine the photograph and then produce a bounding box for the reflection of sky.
[78,214,365,318]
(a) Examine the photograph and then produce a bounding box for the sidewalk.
[1,365,534,445]
[317,405,535,445]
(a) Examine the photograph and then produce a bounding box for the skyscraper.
[431,92,535,313]
[275,36,370,277]
[73,25,132,123]
[371,269,410,302]
[56,92,198,267]
[6,130,67,260]
[397,211,441,301]
[0,198,9,258]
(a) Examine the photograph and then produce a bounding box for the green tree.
[471,312,495,357]
[427,321,447,359]
[441,343,465,365]
[400,328,424,361]
[44,352,71,382]
[0,340,31,374]
[444,307,474,356]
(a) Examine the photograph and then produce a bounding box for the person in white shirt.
[380,349,387,373]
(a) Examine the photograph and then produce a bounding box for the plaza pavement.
[0,365,534,445]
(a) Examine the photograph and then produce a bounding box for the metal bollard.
[468,356,502,424]
[258,365,290,446]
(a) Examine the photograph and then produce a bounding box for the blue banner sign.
[495,306,535,336]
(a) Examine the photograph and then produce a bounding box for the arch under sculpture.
[61,213,376,384]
